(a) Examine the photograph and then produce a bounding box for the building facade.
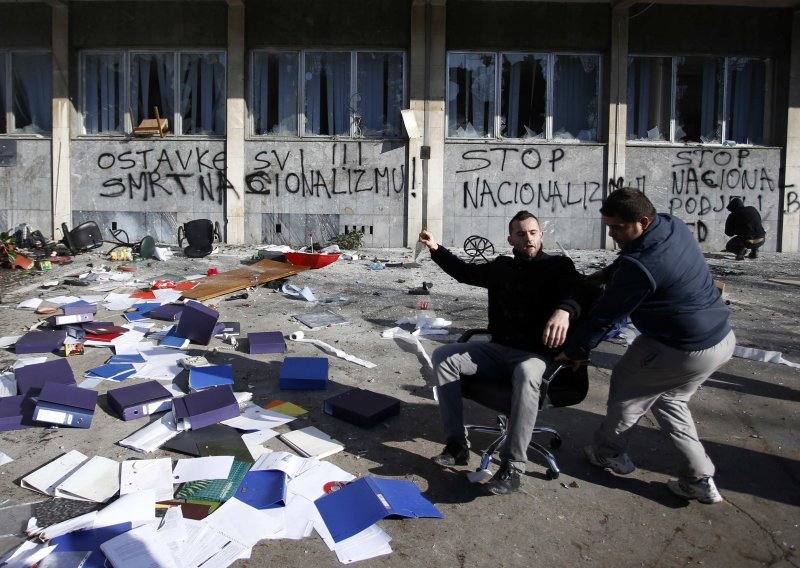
[1,0,798,252]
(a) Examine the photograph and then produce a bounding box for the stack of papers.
[279,426,344,459]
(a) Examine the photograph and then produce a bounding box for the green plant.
[0,232,16,266]
[334,230,365,250]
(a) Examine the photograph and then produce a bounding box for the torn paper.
[289,332,376,369]
[734,346,800,369]
[381,326,433,368]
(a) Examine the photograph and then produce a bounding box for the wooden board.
[181,259,310,301]
[767,278,800,287]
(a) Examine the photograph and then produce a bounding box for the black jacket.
[430,246,584,356]
[725,198,766,239]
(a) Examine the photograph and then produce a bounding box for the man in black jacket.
[557,189,735,504]
[419,211,584,495]
[724,197,766,260]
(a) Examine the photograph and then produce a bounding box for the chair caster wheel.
[550,438,562,449]
[545,468,559,480]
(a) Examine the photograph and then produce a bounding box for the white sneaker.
[667,477,723,504]
[584,445,636,475]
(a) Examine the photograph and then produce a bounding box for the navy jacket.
[565,214,731,358]
[430,246,585,357]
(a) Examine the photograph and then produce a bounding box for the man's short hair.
[508,210,539,234]
[600,188,657,222]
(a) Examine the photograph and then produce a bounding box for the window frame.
[0,49,53,137]
[445,50,602,142]
[79,48,227,138]
[249,48,407,140]
[627,54,772,146]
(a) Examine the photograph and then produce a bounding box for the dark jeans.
[725,236,765,256]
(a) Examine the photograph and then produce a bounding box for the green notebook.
[174,460,251,503]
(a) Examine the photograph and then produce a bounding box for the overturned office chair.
[178,219,222,258]
[459,330,589,480]
[61,222,104,254]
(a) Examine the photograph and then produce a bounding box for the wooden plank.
[181,259,310,301]
[767,278,800,287]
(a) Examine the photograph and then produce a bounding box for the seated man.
[419,211,585,495]
[724,197,766,260]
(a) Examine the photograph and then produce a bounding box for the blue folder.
[189,364,234,391]
[233,469,287,509]
[314,477,443,542]
[86,363,137,382]
[50,522,132,568]
[279,357,328,390]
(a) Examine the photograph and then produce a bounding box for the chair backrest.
[178,219,221,258]
[61,222,104,253]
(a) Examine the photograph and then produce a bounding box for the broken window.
[448,52,496,138]
[304,52,351,136]
[725,57,768,145]
[626,56,671,141]
[628,55,769,145]
[553,55,599,141]
[356,52,404,137]
[130,52,175,133]
[501,53,547,139]
[83,53,124,134]
[80,50,225,137]
[0,52,51,135]
[252,52,298,135]
[180,53,226,135]
[252,50,405,138]
[675,56,723,143]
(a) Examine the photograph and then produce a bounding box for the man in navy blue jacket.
[419,211,584,495]
[557,188,735,504]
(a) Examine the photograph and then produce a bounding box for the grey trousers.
[593,330,736,480]
[432,342,548,472]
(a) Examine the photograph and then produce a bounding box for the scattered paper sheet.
[395,314,452,336]
[0,335,21,349]
[734,345,800,369]
[172,456,234,484]
[100,522,180,568]
[120,458,174,502]
[0,371,16,397]
[289,331,377,369]
[118,411,179,453]
[381,326,433,368]
[0,451,13,467]
[16,298,43,310]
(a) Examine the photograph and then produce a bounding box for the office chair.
[178,219,222,258]
[458,329,589,480]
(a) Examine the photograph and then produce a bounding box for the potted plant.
[0,231,33,269]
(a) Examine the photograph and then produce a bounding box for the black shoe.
[748,249,758,259]
[432,439,469,466]
[735,251,746,261]
[485,461,521,495]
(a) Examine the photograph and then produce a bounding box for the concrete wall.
[0,141,53,235]
[444,142,605,249]
[70,140,227,244]
[243,140,407,247]
[626,146,782,251]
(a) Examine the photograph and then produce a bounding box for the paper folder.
[248,331,287,354]
[172,386,239,430]
[15,358,76,395]
[175,300,219,345]
[107,380,173,421]
[33,382,98,428]
[279,357,328,390]
[315,477,443,542]
[14,330,67,354]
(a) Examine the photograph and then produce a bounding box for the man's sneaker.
[667,477,723,504]
[485,461,521,495]
[432,439,469,466]
[584,445,636,475]
[748,249,758,259]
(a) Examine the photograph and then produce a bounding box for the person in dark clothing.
[419,211,585,495]
[556,188,735,504]
[724,197,766,260]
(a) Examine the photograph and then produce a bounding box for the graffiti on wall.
[96,148,236,203]
[245,142,406,199]
[454,147,603,212]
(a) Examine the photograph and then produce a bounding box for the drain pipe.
[421,0,432,229]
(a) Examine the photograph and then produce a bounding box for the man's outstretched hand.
[543,309,570,348]
[418,230,439,251]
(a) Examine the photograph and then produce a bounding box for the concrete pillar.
[51,2,71,240]
[225,0,246,244]
[605,2,631,249]
[783,9,800,252]
[407,0,446,246]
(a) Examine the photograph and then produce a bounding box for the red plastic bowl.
[283,251,341,269]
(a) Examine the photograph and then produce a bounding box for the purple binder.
[14,331,68,354]
[149,304,185,322]
[175,301,219,345]
[0,395,36,431]
[62,301,98,316]
[172,385,239,430]
[33,382,98,429]
[248,332,287,354]
[15,358,76,395]
[107,380,174,421]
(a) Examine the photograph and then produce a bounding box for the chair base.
[466,416,562,480]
